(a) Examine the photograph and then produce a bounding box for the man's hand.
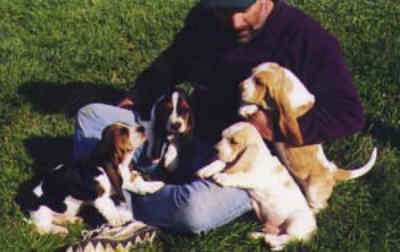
[117,96,135,110]
[247,109,275,141]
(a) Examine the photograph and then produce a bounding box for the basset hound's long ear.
[276,94,304,146]
[224,145,258,174]
[186,95,195,139]
[97,124,126,202]
[276,71,304,146]
[256,66,304,146]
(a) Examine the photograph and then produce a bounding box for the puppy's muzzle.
[169,122,182,132]
[135,125,146,136]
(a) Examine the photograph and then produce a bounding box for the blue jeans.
[73,103,252,234]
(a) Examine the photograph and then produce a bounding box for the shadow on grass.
[16,82,128,228]
[16,135,106,228]
[18,81,127,118]
[367,117,400,148]
[16,136,73,213]
[24,136,74,171]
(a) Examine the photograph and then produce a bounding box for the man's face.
[213,0,271,43]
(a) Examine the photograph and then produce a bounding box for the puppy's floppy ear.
[97,124,126,202]
[99,125,116,160]
[256,66,304,146]
[224,146,258,174]
[276,72,304,146]
[185,95,195,138]
[276,96,304,146]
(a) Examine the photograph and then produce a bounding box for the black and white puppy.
[143,89,195,174]
[25,122,164,235]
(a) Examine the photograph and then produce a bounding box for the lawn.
[0,0,399,251]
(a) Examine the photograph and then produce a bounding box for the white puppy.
[197,122,316,251]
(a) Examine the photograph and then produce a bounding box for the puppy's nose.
[239,81,246,90]
[171,122,182,131]
[137,125,145,133]
[212,146,219,156]
[136,125,146,137]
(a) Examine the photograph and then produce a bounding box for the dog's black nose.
[212,146,219,156]
[137,125,145,133]
[171,122,182,131]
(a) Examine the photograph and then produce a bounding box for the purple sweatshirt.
[131,0,365,145]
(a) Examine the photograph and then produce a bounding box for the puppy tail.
[334,148,377,181]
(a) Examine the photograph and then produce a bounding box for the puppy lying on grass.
[24,122,164,235]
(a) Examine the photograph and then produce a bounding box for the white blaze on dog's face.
[216,122,258,163]
[147,90,193,161]
[167,91,190,134]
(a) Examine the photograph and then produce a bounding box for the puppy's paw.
[109,216,130,227]
[239,105,258,118]
[197,160,226,178]
[212,173,236,187]
[142,181,165,194]
[50,226,69,236]
[249,231,266,240]
[37,224,69,236]
[117,205,134,221]
[69,216,84,224]
[263,234,286,251]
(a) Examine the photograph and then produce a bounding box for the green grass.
[0,0,399,251]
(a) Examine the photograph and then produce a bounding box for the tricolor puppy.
[197,122,316,251]
[238,62,377,212]
[145,89,195,173]
[26,122,164,235]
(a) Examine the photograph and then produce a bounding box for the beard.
[226,26,262,43]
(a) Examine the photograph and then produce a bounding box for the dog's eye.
[178,105,189,114]
[254,78,263,86]
[229,138,238,145]
[137,126,145,133]
[163,101,173,113]
[118,127,129,135]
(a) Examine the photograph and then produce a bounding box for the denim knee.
[174,195,213,234]
[73,103,135,161]
[76,103,105,125]
[170,181,252,235]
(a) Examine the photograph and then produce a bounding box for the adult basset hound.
[197,122,317,251]
[238,62,377,213]
[25,122,164,235]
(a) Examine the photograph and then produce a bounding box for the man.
[71,0,364,249]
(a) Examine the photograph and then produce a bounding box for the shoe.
[60,220,158,252]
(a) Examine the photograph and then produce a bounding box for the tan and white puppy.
[197,122,316,251]
[238,62,377,212]
[25,122,164,235]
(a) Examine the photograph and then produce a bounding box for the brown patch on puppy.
[93,122,143,202]
[129,170,139,183]
[276,143,376,212]
[255,68,303,146]
[216,124,258,174]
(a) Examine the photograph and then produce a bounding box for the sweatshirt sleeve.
[288,30,365,145]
